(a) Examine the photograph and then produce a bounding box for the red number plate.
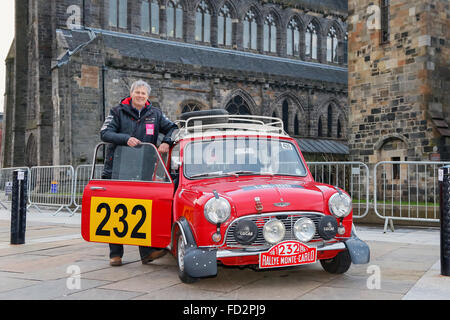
[259,240,317,269]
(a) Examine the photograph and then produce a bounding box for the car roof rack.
[174,114,286,140]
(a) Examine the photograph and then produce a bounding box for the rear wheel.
[320,250,351,274]
[176,232,198,283]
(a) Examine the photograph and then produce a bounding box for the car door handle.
[90,187,106,191]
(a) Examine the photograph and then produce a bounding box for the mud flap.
[344,235,370,264]
[183,247,218,278]
[175,217,218,278]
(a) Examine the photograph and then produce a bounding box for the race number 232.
[89,197,152,246]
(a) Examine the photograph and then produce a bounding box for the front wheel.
[320,250,351,274]
[176,232,198,283]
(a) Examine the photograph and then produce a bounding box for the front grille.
[225,212,323,248]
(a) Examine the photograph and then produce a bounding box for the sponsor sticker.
[146,123,154,135]
[259,240,317,269]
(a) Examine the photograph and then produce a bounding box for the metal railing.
[307,161,370,219]
[28,165,75,215]
[0,167,30,209]
[73,164,104,213]
[0,161,446,232]
[373,161,449,232]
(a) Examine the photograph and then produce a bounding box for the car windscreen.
[183,137,307,179]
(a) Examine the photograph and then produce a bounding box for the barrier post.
[10,169,28,245]
[439,165,450,276]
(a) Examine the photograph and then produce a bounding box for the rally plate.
[89,196,152,246]
[259,240,317,269]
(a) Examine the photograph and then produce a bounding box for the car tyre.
[176,232,198,284]
[320,250,351,274]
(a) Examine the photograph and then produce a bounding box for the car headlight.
[204,197,231,224]
[263,219,285,244]
[328,192,352,218]
[293,218,316,242]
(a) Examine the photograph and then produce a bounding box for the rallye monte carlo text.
[81,110,370,283]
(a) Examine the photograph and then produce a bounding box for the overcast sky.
[0,1,15,113]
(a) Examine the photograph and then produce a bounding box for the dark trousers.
[109,244,159,259]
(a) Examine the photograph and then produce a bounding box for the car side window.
[94,143,171,183]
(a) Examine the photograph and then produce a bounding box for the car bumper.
[216,241,346,258]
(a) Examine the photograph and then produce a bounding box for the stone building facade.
[348,0,450,164]
[3,0,348,168]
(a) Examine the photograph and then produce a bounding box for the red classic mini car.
[81,110,370,283]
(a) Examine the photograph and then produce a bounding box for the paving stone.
[0,278,109,300]
[0,211,446,300]
[0,274,40,293]
[299,286,404,300]
[59,288,144,300]
[134,284,228,300]
[99,266,181,293]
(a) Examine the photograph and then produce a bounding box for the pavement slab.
[0,208,448,300]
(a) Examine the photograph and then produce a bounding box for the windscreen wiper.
[188,171,225,179]
[225,170,260,176]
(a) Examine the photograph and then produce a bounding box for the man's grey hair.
[130,80,151,95]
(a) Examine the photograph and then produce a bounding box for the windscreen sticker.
[241,184,304,191]
[281,142,293,150]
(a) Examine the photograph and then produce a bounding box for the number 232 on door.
[89,197,152,246]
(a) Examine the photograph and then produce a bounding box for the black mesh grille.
[225,213,323,248]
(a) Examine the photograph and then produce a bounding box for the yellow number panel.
[89,197,152,246]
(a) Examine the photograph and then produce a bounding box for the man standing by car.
[100,79,178,266]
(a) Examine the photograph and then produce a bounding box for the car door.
[81,143,174,248]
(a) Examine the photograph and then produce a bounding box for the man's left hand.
[158,142,170,154]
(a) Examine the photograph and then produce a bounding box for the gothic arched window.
[305,22,318,60]
[286,18,300,56]
[318,116,323,137]
[343,32,348,64]
[243,9,258,50]
[109,0,127,28]
[166,0,183,39]
[337,118,342,138]
[195,0,211,43]
[282,100,289,134]
[217,4,232,46]
[141,0,159,34]
[326,26,338,63]
[226,96,251,115]
[381,0,390,43]
[263,14,277,53]
[327,105,333,137]
[294,113,299,135]
[181,102,201,113]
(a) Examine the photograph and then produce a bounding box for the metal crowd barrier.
[374,161,450,232]
[0,161,447,232]
[0,167,31,209]
[73,164,104,213]
[28,165,75,216]
[307,161,370,219]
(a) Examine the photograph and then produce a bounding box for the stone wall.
[55,33,348,167]
[348,0,450,164]
[3,0,349,167]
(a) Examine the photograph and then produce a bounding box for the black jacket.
[100,97,178,178]
[101,97,177,145]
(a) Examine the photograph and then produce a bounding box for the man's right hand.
[127,137,141,147]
